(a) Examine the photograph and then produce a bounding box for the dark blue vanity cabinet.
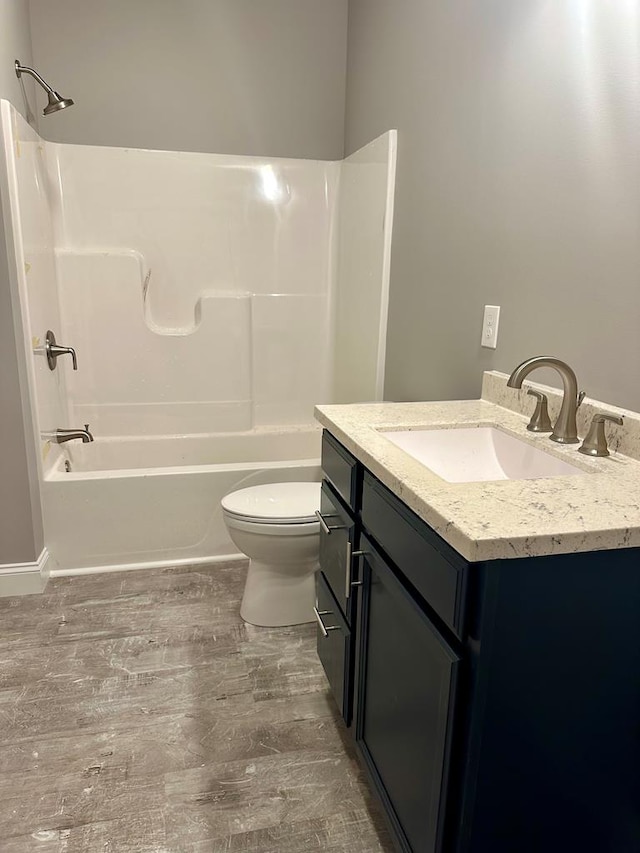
[316,430,640,853]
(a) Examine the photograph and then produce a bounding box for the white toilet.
[221,482,321,627]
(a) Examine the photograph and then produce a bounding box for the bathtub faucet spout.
[54,424,94,444]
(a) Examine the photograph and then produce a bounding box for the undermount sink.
[380,426,587,483]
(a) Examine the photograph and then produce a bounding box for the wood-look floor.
[0,562,394,853]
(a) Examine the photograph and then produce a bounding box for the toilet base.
[240,558,317,627]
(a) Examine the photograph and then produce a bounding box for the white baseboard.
[0,548,51,596]
[49,552,247,577]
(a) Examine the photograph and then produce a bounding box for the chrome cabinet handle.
[344,545,368,597]
[313,606,341,638]
[345,540,352,599]
[45,330,77,371]
[314,510,347,536]
[348,549,368,592]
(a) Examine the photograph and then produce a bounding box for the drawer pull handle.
[313,606,341,638]
[314,510,347,536]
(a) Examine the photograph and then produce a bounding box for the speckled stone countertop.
[315,372,640,563]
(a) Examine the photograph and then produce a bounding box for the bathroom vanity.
[314,374,640,853]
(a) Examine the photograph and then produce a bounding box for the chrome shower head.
[15,60,74,116]
[43,90,74,115]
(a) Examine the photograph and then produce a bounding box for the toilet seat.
[221,482,321,524]
[222,515,320,537]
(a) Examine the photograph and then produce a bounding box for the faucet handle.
[526,389,552,433]
[45,330,78,370]
[578,413,623,457]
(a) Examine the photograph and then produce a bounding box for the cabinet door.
[355,536,460,853]
[318,482,357,622]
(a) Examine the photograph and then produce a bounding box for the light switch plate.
[481,305,500,349]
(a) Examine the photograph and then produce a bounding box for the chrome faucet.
[507,356,582,444]
[54,424,94,444]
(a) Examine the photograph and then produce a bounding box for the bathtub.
[43,427,322,575]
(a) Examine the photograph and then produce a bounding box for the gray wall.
[0,0,43,564]
[0,0,36,114]
[29,0,349,159]
[345,1,640,410]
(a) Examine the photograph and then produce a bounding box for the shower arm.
[15,61,57,97]
[15,59,74,115]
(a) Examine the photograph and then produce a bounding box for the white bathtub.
[43,427,322,574]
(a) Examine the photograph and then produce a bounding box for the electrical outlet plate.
[481,305,500,349]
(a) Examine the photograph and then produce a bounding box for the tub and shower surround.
[49,141,340,437]
[1,99,397,573]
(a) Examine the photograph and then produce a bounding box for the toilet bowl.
[221,482,321,627]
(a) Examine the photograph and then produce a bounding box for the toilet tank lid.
[221,482,321,522]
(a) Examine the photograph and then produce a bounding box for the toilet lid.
[221,482,321,524]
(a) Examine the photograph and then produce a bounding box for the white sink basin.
[380,426,587,483]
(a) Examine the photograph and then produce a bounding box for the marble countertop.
[315,372,640,562]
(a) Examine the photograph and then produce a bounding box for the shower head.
[43,90,74,115]
[15,60,74,116]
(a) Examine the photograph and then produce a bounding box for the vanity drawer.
[321,431,360,511]
[315,570,352,724]
[361,472,468,639]
[318,481,357,625]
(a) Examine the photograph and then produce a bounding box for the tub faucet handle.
[526,389,552,433]
[45,330,77,370]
